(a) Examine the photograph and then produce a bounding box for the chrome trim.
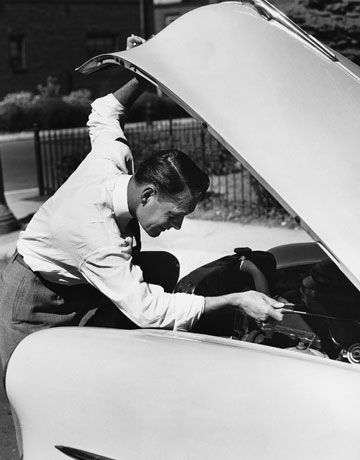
[55,445,118,460]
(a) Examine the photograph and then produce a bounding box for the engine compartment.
[175,243,360,365]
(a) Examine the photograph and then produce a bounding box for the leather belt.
[14,251,31,270]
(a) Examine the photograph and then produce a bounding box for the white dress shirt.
[17,94,204,331]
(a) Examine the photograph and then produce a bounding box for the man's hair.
[134,150,209,203]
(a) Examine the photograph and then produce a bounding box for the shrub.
[0,101,36,132]
[250,176,287,217]
[127,91,189,122]
[0,98,91,132]
[0,91,37,131]
[2,91,35,107]
[0,81,191,133]
[57,149,89,184]
[35,98,91,130]
[0,83,92,132]
[62,89,92,107]
[37,76,61,99]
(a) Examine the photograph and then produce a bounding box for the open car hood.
[77,0,360,290]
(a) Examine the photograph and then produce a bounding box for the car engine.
[175,245,360,365]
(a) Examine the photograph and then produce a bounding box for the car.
[5,1,360,459]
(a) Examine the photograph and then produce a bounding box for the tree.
[285,0,360,65]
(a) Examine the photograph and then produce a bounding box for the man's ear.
[140,185,157,205]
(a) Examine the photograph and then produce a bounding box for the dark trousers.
[0,251,179,372]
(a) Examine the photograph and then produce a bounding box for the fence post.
[33,124,44,196]
[169,114,174,149]
[145,101,153,126]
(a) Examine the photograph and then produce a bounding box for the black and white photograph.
[1,0,360,459]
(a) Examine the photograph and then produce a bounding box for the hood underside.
[77,1,360,290]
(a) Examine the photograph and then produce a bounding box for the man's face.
[137,189,195,237]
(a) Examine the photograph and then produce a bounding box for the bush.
[0,98,91,132]
[0,81,190,133]
[127,91,189,123]
[250,176,288,218]
[0,90,37,131]
[0,83,92,132]
[37,76,61,99]
[35,98,91,130]
[0,78,191,133]
[57,149,89,184]
[62,89,92,107]
[0,101,35,132]
[2,91,35,107]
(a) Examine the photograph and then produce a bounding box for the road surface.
[0,133,38,192]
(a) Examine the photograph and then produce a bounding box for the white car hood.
[78,1,360,290]
[6,327,360,459]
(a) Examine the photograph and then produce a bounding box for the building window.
[86,34,117,57]
[9,35,26,72]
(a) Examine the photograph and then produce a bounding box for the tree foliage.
[285,0,360,64]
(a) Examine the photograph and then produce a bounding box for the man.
[0,36,284,372]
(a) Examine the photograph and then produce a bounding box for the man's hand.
[119,236,133,260]
[126,35,146,50]
[231,291,284,322]
[204,291,284,322]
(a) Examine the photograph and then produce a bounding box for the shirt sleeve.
[79,243,205,332]
[87,94,134,173]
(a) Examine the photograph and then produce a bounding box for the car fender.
[5,327,360,460]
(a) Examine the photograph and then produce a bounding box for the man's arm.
[113,35,148,112]
[87,35,148,141]
[204,291,284,322]
[112,75,148,114]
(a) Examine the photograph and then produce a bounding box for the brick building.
[0,0,295,100]
[153,0,219,32]
[153,0,294,33]
[0,0,145,99]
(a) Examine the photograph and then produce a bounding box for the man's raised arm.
[113,35,148,112]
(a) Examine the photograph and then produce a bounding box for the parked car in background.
[5,1,360,459]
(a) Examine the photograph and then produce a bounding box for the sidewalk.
[0,188,312,277]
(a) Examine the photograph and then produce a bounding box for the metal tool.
[282,304,360,325]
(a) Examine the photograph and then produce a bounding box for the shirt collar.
[112,174,133,232]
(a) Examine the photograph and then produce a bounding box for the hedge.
[0,87,189,133]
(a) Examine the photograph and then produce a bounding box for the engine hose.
[239,257,270,296]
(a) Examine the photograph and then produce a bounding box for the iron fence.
[34,125,91,196]
[34,119,283,217]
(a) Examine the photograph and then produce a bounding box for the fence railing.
[34,125,91,196]
[34,119,283,217]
